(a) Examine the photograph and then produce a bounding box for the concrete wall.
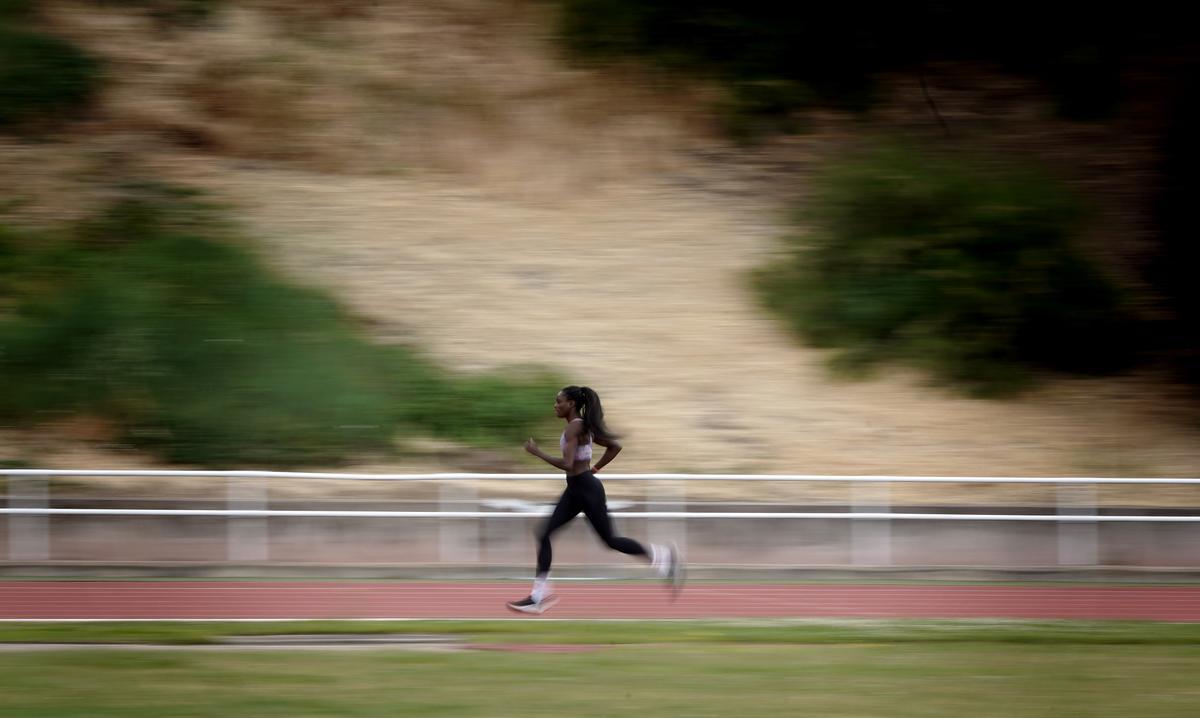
[5,504,1200,571]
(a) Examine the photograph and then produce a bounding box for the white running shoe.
[505,594,559,614]
[665,542,685,600]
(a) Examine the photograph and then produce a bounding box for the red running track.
[2,582,1199,621]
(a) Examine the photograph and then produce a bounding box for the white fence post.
[649,479,688,565]
[1057,482,1099,566]
[227,476,268,563]
[438,481,479,565]
[7,474,50,562]
[851,481,892,566]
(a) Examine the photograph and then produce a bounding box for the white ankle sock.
[531,576,549,602]
[652,544,671,577]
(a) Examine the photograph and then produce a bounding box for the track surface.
[2,582,1198,621]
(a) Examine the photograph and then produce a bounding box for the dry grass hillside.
[2,0,1198,506]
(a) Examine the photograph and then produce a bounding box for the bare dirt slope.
[176,159,1200,490]
[3,1,1199,507]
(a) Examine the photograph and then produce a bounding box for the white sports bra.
[559,419,593,461]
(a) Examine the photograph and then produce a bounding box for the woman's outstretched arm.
[523,421,584,472]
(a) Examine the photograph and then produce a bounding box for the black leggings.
[537,471,647,575]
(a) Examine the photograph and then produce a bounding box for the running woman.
[506,386,683,614]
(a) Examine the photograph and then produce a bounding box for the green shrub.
[0,24,101,128]
[0,185,559,466]
[755,143,1135,395]
[1150,71,1200,383]
[0,0,34,22]
[95,0,223,25]
[403,370,562,448]
[558,1,884,125]
[556,1,1187,129]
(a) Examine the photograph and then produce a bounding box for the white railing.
[4,470,1200,567]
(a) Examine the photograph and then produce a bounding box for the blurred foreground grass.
[4,617,1200,645]
[1,620,1198,717]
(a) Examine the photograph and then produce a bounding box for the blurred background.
[2,0,1200,572]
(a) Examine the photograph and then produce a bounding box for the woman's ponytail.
[562,385,618,443]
